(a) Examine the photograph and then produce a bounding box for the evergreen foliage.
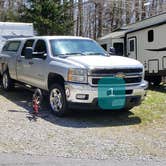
[20,0,74,35]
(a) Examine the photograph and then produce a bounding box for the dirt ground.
[0,86,166,162]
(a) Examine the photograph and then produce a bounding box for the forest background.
[0,0,166,39]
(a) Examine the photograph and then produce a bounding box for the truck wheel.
[49,84,68,117]
[2,71,13,91]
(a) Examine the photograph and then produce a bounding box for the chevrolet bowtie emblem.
[115,73,125,78]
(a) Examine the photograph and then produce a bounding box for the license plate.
[112,99,124,107]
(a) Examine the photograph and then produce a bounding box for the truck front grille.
[92,77,142,85]
[90,68,143,75]
[88,68,143,86]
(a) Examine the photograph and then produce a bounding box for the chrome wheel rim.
[50,88,63,112]
[3,74,8,89]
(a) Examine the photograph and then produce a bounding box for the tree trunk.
[97,1,103,38]
[78,0,83,36]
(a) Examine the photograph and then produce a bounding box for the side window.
[33,40,47,59]
[129,40,134,52]
[21,39,35,56]
[148,30,154,42]
[2,41,21,52]
[101,44,107,51]
[2,42,9,51]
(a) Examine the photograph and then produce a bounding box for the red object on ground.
[32,98,40,114]
[32,89,43,115]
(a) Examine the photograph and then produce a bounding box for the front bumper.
[65,80,148,109]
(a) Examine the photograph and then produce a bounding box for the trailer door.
[127,37,137,59]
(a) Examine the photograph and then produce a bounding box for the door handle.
[29,61,34,65]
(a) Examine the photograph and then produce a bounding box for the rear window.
[2,41,21,52]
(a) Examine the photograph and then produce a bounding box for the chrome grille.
[90,68,143,75]
[88,68,143,86]
[91,77,142,85]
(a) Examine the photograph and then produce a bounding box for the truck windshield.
[50,39,107,57]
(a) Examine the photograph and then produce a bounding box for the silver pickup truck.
[0,36,148,116]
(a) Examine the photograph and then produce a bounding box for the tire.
[145,76,161,86]
[1,71,13,91]
[49,84,68,117]
[152,76,161,86]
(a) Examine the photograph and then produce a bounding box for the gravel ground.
[0,87,166,163]
[1,153,166,166]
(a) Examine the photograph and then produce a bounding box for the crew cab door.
[27,39,47,89]
[127,37,137,60]
[16,39,35,82]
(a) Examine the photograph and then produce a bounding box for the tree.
[20,0,74,35]
[78,0,83,36]
[0,0,22,22]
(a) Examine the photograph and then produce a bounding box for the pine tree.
[20,0,74,35]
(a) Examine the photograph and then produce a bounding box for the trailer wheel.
[145,76,161,86]
[49,84,68,117]
[1,71,13,91]
[152,76,161,86]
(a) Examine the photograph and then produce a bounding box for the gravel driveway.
[0,87,166,163]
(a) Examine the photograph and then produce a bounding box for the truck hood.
[66,55,143,69]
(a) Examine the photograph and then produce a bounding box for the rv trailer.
[98,12,166,85]
[0,22,34,51]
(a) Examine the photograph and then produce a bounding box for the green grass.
[131,84,166,124]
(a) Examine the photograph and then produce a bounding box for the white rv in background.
[98,12,166,85]
[0,22,34,51]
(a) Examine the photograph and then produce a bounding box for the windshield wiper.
[85,52,109,56]
[57,53,85,58]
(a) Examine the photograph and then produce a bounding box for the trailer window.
[113,43,123,55]
[3,41,21,52]
[148,30,154,42]
[129,40,134,52]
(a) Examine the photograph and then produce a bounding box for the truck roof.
[7,36,92,41]
[7,38,28,41]
[31,36,92,40]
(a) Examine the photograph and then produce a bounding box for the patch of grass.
[131,84,166,124]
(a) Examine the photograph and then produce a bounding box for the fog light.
[65,88,70,98]
[76,94,89,100]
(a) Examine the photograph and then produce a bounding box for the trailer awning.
[98,30,126,41]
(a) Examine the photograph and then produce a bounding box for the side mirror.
[24,47,33,59]
[109,47,116,55]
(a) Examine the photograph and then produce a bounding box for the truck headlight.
[68,68,87,83]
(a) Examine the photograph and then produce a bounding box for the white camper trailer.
[0,22,34,51]
[98,12,166,85]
